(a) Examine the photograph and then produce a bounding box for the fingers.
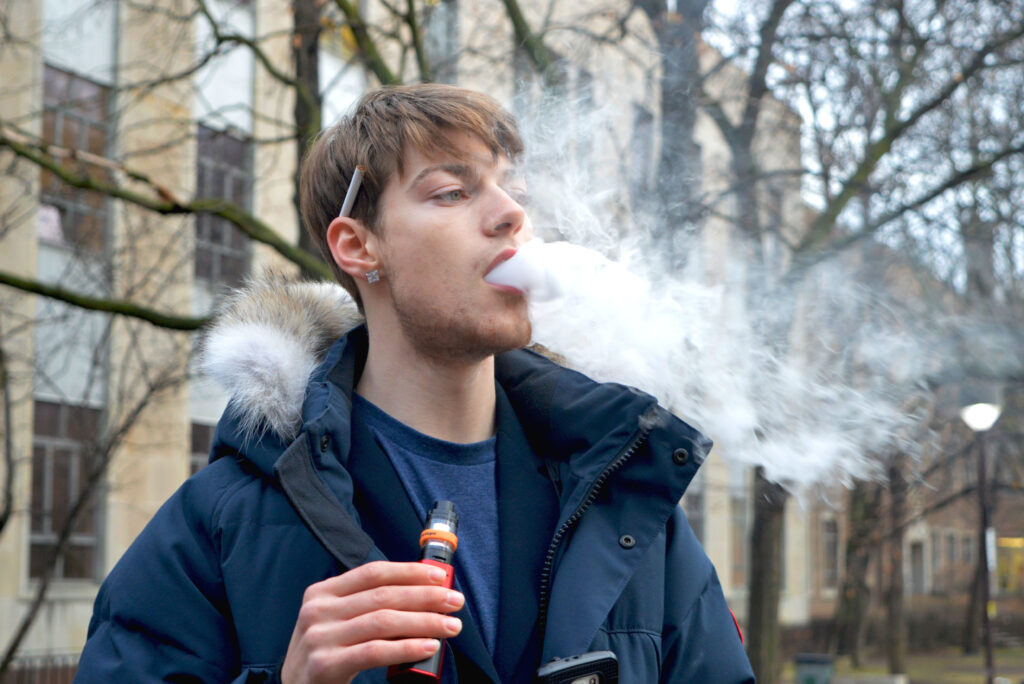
[282,562,465,684]
[308,609,462,647]
[297,583,463,627]
[307,638,444,680]
[298,563,464,627]
[313,561,447,599]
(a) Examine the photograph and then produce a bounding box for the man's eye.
[436,189,464,202]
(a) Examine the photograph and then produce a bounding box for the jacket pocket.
[590,627,662,682]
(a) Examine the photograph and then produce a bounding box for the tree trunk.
[836,480,879,667]
[885,454,907,674]
[746,466,788,684]
[639,0,709,264]
[292,0,324,274]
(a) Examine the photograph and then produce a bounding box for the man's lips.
[485,247,518,276]
[489,282,525,295]
[485,247,525,295]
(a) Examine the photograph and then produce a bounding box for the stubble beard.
[387,280,532,362]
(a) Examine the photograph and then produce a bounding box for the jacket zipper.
[535,405,659,644]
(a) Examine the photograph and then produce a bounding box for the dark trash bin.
[794,653,833,684]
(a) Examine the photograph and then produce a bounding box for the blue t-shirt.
[352,394,500,656]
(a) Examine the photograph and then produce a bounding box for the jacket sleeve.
[75,469,243,683]
[660,507,755,683]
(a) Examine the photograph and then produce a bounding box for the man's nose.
[485,187,527,237]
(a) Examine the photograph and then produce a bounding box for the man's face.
[371,131,534,361]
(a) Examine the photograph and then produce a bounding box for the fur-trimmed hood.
[200,276,363,441]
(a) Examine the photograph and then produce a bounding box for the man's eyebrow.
[408,163,478,188]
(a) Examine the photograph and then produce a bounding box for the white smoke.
[510,92,1018,491]
[521,240,932,489]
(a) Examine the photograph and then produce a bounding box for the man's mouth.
[485,248,525,295]
[485,247,518,276]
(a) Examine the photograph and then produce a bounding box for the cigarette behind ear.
[338,165,366,219]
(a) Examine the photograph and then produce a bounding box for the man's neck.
[356,325,497,444]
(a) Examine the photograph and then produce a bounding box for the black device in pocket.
[534,651,618,684]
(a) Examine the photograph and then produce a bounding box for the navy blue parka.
[77,299,754,682]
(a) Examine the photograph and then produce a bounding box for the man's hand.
[280,561,465,684]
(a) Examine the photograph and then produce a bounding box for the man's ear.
[326,216,379,279]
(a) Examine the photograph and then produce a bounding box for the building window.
[822,519,839,589]
[30,400,102,580]
[963,535,974,566]
[931,529,943,592]
[191,422,216,475]
[195,124,251,287]
[683,489,704,546]
[947,531,957,580]
[39,65,110,253]
[910,541,925,595]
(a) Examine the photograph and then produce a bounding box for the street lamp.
[960,403,1002,432]
[960,382,1002,684]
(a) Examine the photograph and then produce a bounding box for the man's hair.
[299,84,524,309]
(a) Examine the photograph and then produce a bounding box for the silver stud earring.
[366,270,380,284]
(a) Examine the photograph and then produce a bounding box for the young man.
[76,85,754,683]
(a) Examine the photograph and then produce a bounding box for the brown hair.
[299,84,524,309]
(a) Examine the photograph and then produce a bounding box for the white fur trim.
[199,277,362,441]
[201,321,318,441]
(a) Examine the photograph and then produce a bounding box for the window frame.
[29,400,104,582]
[38,65,112,254]
[194,123,253,287]
[822,518,839,590]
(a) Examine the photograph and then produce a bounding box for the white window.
[194,0,255,134]
[30,401,103,580]
[42,0,117,85]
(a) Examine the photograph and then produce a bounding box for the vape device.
[387,500,459,683]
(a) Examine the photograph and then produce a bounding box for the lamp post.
[960,392,1002,684]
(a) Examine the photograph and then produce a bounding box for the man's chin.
[492,320,533,355]
[454,318,532,359]
[390,290,532,361]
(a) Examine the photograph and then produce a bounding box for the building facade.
[0,0,945,677]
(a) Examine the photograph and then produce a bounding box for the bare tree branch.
[798,21,1024,253]
[195,0,320,128]
[0,270,208,331]
[0,123,332,279]
[332,0,401,85]
[501,0,560,86]
[792,139,1024,274]
[405,0,432,82]
[740,0,798,149]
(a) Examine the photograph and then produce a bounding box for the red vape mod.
[387,500,459,683]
